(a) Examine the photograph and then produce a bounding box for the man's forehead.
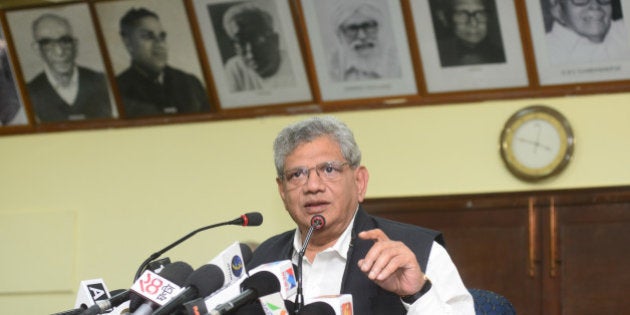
[453,0,485,8]
[132,16,164,33]
[34,16,71,38]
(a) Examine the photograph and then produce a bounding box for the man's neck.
[48,68,75,87]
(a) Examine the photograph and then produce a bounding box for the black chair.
[468,288,516,315]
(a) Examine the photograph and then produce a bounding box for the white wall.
[1,92,629,313]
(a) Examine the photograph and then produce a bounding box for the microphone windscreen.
[243,212,263,226]
[129,261,193,311]
[159,261,195,284]
[241,271,281,297]
[240,243,253,264]
[232,302,264,315]
[298,301,336,315]
[184,264,225,296]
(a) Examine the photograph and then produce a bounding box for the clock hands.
[516,123,552,152]
[516,137,552,151]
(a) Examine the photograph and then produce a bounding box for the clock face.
[500,106,574,181]
[511,117,563,169]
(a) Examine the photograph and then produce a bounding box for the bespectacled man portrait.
[26,12,114,123]
[326,0,402,81]
[543,0,630,64]
[208,0,296,92]
[431,0,506,67]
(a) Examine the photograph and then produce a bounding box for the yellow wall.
[1,93,630,313]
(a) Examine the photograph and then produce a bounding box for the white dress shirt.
[290,210,474,314]
[546,19,630,65]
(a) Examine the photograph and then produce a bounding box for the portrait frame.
[191,0,312,109]
[410,0,529,93]
[299,0,418,102]
[0,20,29,127]
[94,0,214,118]
[525,0,630,85]
[5,2,119,124]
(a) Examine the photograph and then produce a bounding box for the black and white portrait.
[541,0,630,65]
[301,0,417,101]
[95,0,212,119]
[207,1,296,92]
[410,0,528,92]
[430,0,506,67]
[0,25,27,126]
[192,0,312,109]
[6,3,117,124]
[526,0,630,85]
[322,1,402,82]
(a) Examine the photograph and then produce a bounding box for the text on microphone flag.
[130,270,184,306]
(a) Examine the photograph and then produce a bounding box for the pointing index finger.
[358,228,390,242]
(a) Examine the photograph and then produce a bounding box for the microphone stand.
[294,225,316,314]
[294,215,325,314]
[133,216,246,281]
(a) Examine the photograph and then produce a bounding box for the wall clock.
[500,105,574,181]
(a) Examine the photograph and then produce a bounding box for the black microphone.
[50,306,87,315]
[297,302,335,315]
[233,295,295,315]
[209,271,282,315]
[297,295,353,315]
[129,261,194,315]
[152,264,226,315]
[134,212,263,281]
[294,215,326,313]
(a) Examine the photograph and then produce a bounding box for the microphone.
[152,264,226,315]
[209,271,282,315]
[128,261,194,315]
[208,242,253,287]
[231,292,295,315]
[78,290,130,315]
[51,278,111,315]
[204,260,297,312]
[302,295,353,315]
[299,294,353,315]
[294,215,326,313]
[134,212,263,281]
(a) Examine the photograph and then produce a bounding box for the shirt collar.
[292,206,359,261]
[44,65,78,89]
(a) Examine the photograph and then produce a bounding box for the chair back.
[468,288,516,315]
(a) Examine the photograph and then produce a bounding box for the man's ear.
[355,166,369,203]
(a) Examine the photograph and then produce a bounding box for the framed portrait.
[5,2,118,124]
[94,0,213,118]
[411,0,529,93]
[0,22,28,126]
[191,0,312,109]
[526,0,630,85]
[300,0,418,101]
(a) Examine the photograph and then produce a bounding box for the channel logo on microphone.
[282,267,297,290]
[231,255,244,277]
[342,302,352,315]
